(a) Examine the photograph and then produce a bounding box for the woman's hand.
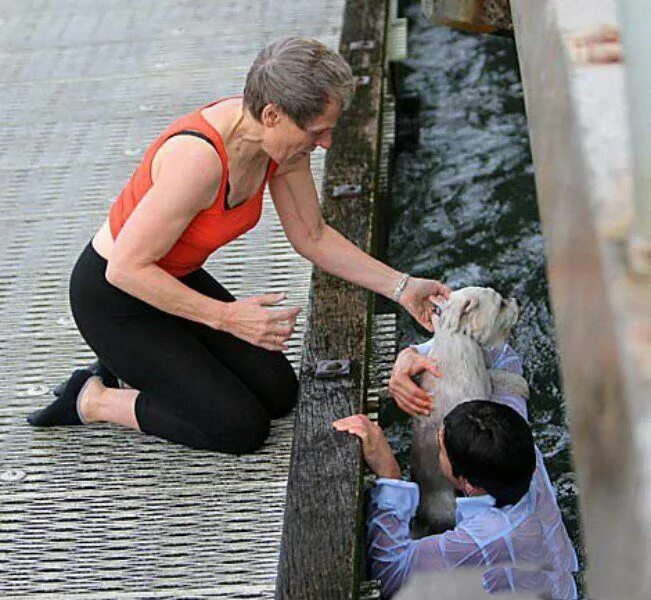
[389,347,441,416]
[399,277,451,332]
[219,292,301,351]
[332,414,401,479]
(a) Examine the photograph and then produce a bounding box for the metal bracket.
[354,75,371,87]
[332,184,364,199]
[316,359,352,378]
[349,40,377,51]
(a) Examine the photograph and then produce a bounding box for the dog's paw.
[568,24,623,65]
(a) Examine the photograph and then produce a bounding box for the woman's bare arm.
[270,155,405,298]
[270,155,450,330]
[106,137,227,327]
[106,138,300,349]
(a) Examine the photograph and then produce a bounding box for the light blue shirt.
[367,343,579,598]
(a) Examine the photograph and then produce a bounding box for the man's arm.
[367,479,484,597]
[333,415,485,598]
[410,340,528,419]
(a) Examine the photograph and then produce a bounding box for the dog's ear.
[440,296,478,333]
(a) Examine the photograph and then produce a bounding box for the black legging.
[69,242,298,454]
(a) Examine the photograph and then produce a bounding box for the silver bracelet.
[392,273,411,302]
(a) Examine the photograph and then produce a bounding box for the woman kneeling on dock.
[27,37,450,454]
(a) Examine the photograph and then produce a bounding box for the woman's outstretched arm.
[270,155,450,330]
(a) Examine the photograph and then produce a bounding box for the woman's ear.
[261,103,281,127]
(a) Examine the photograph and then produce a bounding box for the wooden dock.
[0,0,363,597]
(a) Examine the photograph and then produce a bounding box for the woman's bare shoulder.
[152,135,223,188]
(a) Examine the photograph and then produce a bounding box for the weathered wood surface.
[421,0,513,34]
[275,0,389,598]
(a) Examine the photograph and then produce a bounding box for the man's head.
[438,400,536,508]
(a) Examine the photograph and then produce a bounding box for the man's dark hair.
[442,400,536,508]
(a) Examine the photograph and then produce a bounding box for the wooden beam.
[275,1,389,598]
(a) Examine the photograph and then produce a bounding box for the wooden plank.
[275,1,389,598]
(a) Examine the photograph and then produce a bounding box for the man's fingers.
[392,384,431,414]
[419,358,442,378]
[390,381,430,407]
[398,377,431,402]
[332,417,353,430]
[332,418,373,446]
[397,382,433,413]
[333,414,371,429]
[395,393,430,417]
[395,396,419,417]
[348,426,369,443]
[418,312,434,332]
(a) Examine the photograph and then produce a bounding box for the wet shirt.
[367,343,579,598]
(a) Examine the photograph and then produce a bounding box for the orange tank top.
[109,98,278,277]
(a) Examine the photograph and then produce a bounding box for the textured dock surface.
[0,0,345,596]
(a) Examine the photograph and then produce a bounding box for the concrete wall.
[510,1,651,597]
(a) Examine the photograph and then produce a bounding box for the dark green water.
[383,1,584,571]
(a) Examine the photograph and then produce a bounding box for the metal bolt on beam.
[349,40,376,51]
[315,359,352,378]
[332,184,364,199]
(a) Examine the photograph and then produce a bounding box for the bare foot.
[78,376,104,423]
[569,24,623,64]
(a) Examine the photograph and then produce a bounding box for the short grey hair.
[243,37,355,129]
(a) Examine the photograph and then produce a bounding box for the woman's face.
[260,99,341,164]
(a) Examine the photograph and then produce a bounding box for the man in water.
[333,343,578,598]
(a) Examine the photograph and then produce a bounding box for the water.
[383,0,584,573]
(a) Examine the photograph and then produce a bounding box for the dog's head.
[434,286,520,347]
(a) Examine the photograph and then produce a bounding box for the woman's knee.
[254,355,299,419]
[198,406,271,455]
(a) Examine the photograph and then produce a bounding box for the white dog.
[410,286,527,535]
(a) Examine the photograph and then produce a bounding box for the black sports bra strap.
[167,129,218,151]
